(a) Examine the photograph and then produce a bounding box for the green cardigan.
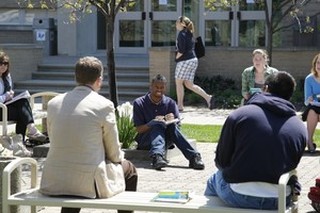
[241,66,278,98]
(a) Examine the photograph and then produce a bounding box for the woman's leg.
[306,109,319,151]
[175,78,185,110]
[184,80,212,107]
[7,99,34,140]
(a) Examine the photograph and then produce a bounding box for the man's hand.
[165,113,174,121]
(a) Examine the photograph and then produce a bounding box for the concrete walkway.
[18,106,319,213]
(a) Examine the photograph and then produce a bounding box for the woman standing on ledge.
[175,16,214,112]
[0,50,46,142]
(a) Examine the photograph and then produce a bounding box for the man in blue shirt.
[133,74,204,170]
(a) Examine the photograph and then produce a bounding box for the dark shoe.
[209,96,215,110]
[308,143,317,153]
[189,153,205,170]
[152,154,167,170]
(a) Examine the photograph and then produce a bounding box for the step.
[32,72,149,81]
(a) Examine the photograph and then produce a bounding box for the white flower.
[117,101,133,119]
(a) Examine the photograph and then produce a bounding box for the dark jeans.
[137,123,198,160]
[61,160,138,213]
[0,98,34,140]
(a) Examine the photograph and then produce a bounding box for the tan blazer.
[40,86,125,198]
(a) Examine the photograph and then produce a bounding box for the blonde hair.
[311,53,320,77]
[252,49,269,64]
[177,16,194,33]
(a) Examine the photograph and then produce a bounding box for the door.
[236,1,266,47]
[200,0,266,47]
[114,0,182,54]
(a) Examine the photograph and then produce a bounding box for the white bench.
[2,158,298,213]
[0,91,59,136]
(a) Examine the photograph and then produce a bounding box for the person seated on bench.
[205,71,307,210]
[39,56,138,213]
[133,74,204,170]
[0,51,46,142]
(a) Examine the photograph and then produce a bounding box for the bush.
[186,75,242,109]
[173,75,304,110]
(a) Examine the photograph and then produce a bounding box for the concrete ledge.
[32,139,197,160]
[124,139,197,161]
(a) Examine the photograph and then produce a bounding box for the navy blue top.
[215,92,307,184]
[175,29,196,62]
[133,93,180,142]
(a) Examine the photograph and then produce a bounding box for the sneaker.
[209,96,215,110]
[308,143,317,153]
[189,153,205,170]
[152,154,168,170]
[27,132,47,143]
[12,134,32,157]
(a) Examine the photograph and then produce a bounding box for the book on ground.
[152,190,192,203]
[5,90,31,105]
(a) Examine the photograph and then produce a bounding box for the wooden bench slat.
[2,152,298,213]
[7,189,286,213]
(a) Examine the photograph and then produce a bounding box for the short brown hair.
[75,56,103,85]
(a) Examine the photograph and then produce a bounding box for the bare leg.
[175,79,185,110]
[184,80,212,106]
[306,109,319,151]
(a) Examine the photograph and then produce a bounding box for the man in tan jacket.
[40,56,138,213]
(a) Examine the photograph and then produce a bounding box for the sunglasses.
[0,62,9,66]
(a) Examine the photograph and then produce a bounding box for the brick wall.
[150,47,319,94]
[0,44,43,81]
[0,30,33,44]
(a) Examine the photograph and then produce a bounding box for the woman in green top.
[241,49,278,104]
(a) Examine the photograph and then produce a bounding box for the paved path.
[18,106,319,213]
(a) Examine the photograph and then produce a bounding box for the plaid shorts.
[175,57,198,81]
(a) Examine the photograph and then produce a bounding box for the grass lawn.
[181,124,320,148]
[180,124,222,143]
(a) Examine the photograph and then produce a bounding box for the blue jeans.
[204,170,291,210]
[137,123,198,160]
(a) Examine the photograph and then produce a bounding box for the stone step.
[32,139,197,161]
[13,54,150,105]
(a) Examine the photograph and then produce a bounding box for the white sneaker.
[27,132,47,143]
[12,134,32,157]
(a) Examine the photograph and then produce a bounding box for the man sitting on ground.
[133,74,205,170]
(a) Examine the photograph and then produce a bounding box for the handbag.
[194,36,205,58]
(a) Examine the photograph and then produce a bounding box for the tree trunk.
[106,17,119,108]
[267,23,273,66]
[265,0,273,66]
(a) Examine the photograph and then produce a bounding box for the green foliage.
[116,102,137,149]
[184,75,242,109]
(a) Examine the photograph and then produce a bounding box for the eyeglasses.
[0,62,8,66]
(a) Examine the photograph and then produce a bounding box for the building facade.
[1,0,319,56]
